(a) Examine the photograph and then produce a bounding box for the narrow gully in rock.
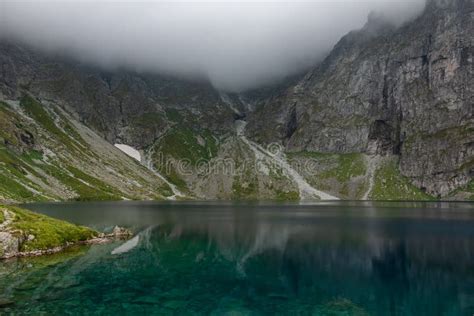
[143,148,184,200]
[363,155,382,200]
[235,120,339,201]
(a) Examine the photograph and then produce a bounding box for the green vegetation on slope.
[287,152,367,199]
[371,159,434,201]
[288,152,366,182]
[2,205,97,253]
[0,167,40,201]
[0,108,121,201]
[151,123,220,192]
[0,97,171,202]
[42,163,124,201]
[320,153,366,182]
[232,171,258,200]
[157,127,218,164]
[19,95,84,152]
[0,148,39,201]
[274,190,300,201]
[0,103,52,201]
[287,152,438,201]
[448,179,474,201]
[467,180,474,201]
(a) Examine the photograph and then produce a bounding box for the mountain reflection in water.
[2,201,473,315]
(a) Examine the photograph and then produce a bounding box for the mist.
[0,1,426,92]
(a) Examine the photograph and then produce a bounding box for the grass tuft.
[5,205,97,252]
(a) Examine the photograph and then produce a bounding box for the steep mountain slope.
[0,0,471,201]
[0,42,326,201]
[0,43,238,147]
[247,0,473,199]
[0,95,172,202]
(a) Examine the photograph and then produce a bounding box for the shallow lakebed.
[1,201,474,315]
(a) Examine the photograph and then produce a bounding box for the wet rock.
[111,226,133,237]
[0,232,20,259]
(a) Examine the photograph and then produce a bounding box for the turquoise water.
[2,201,474,315]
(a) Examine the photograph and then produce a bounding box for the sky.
[0,0,426,92]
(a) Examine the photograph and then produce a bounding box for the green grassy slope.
[0,205,97,255]
[149,117,299,200]
[287,152,368,200]
[288,152,436,201]
[0,95,459,202]
[0,96,171,203]
[370,158,435,201]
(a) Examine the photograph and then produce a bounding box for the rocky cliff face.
[0,41,305,201]
[0,96,172,202]
[247,0,473,198]
[0,42,241,148]
[0,0,472,201]
[0,41,301,201]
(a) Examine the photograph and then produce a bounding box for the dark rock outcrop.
[0,43,238,148]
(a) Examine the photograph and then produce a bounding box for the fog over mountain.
[1,0,426,92]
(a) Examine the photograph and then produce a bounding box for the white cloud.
[0,0,426,91]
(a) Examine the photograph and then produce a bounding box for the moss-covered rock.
[0,205,97,258]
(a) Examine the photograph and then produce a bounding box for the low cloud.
[0,0,426,92]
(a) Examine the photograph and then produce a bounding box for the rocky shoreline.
[1,225,133,260]
[0,205,133,260]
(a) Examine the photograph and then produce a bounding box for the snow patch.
[114,144,141,162]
